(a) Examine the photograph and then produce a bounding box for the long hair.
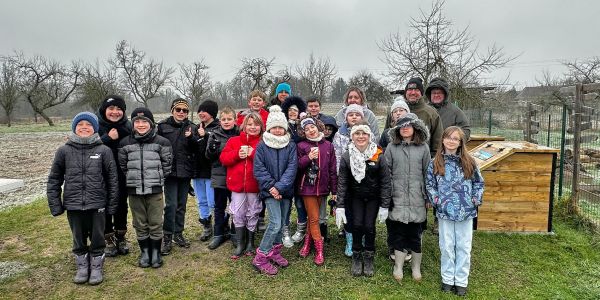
[241,112,264,134]
[433,126,476,178]
[297,115,325,139]
[343,86,367,105]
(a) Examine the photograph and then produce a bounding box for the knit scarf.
[134,127,157,143]
[68,133,100,145]
[348,141,378,183]
[306,132,324,142]
[262,132,290,149]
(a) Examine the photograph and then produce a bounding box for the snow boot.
[199,216,213,242]
[88,254,105,285]
[269,244,289,268]
[73,253,89,284]
[363,250,375,277]
[393,250,407,282]
[351,251,363,277]
[252,248,278,275]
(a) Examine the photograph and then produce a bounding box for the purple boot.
[270,244,289,268]
[252,248,278,276]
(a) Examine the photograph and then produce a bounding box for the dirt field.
[0,132,68,210]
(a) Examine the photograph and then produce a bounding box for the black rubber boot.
[137,238,150,268]
[208,235,227,250]
[199,216,213,242]
[351,251,363,277]
[150,238,163,268]
[231,227,247,258]
[320,223,330,243]
[363,250,375,277]
[244,229,256,256]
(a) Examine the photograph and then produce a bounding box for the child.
[252,105,298,275]
[237,90,269,127]
[296,116,337,266]
[47,112,118,285]
[380,98,410,150]
[205,107,240,250]
[381,113,431,283]
[426,126,484,296]
[281,95,307,144]
[335,121,391,277]
[118,107,172,269]
[220,112,263,258]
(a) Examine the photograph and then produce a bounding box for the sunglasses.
[174,107,189,113]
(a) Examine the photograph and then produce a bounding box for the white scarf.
[262,132,290,149]
[307,132,324,142]
[348,141,378,183]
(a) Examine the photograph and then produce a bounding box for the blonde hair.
[219,106,235,119]
[241,112,264,134]
[248,90,266,101]
[433,126,476,178]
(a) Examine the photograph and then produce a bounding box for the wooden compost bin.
[466,134,505,151]
[470,141,559,232]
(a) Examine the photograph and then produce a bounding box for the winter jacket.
[220,131,261,193]
[333,123,379,173]
[47,137,118,216]
[236,108,269,128]
[157,116,198,178]
[425,154,484,222]
[296,139,337,197]
[253,141,298,200]
[97,113,132,192]
[334,105,380,143]
[381,118,431,224]
[379,128,392,150]
[425,78,471,141]
[118,129,173,195]
[336,147,391,208]
[405,97,443,157]
[193,119,221,178]
[206,126,239,189]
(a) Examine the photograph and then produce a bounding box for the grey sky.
[1,0,598,90]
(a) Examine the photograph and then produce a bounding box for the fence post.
[487,110,492,135]
[547,113,551,147]
[558,104,567,198]
[570,84,582,213]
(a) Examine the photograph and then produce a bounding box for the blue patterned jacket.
[425,154,484,222]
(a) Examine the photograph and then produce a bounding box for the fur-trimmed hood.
[389,113,430,145]
[280,96,307,119]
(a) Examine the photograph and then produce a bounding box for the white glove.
[378,207,389,223]
[335,208,347,229]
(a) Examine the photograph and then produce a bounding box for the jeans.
[293,194,307,224]
[192,178,214,220]
[163,177,190,235]
[258,197,291,253]
[439,218,473,287]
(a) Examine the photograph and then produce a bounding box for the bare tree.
[0,59,21,126]
[563,57,600,84]
[8,53,81,126]
[348,70,392,110]
[378,0,515,107]
[78,59,122,111]
[236,57,274,91]
[172,60,211,121]
[295,53,337,100]
[228,74,255,108]
[112,40,174,107]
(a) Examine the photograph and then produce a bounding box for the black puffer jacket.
[97,113,132,190]
[336,148,391,208]
[47,137,118,216]
[157,116,198,178]
[193,119,221,178]
[206,126,239,189]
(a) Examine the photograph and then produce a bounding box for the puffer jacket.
[253,140,298,200]
[118,128,173,195]
[334,105,380,143]
[47,137,118,216]
[336,147,391,208]
[193,119,221,179]
[426,154,484,222]
[97,112,132,193]
[296,138,337,197]
[157,116,198,178]
[220,131,261,193]
[206,126,239,189]
[425,77,471,141]
[381,118,431,224]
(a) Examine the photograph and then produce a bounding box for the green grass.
[1,198,600,299]
[0,121,71,134]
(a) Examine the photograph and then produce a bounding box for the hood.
[389,116,430,146]
[425,77,450,108]
[280,96,307,119]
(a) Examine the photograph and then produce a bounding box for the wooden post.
[525,102,532,142]
[570,84,582,213]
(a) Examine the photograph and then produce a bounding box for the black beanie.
[197,100,219,119]
[130,107,155,126]
[405,77,424,95]
[99,95,126,119]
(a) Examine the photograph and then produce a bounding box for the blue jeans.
[439,218,473,287]
[192,178,214,220]
[259,197,291,253]
[293,194,307,224]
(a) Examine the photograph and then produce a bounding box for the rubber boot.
[411,252,422,281]
[291,222,307,243]
[363,250,375,277]
[269,244,289,268]
[104,233,118,257]
[88,254,105,285]
[161,234,172,255]
[207,235,227,250]
[320,223,330,243]
[344,232,353,257]
[199,216,212,242]
[73,253,89,284]
[298,230,312,258]
[231,227,247,259]
[252,248,278,275]
[393,250,407,282]
[150,238,163,268]
[351,251,363,277]
[115,230,130,255]
[244,229,256,256]
[137,238,150,268]
[282,226,294,248]
[229,225,237,248]
[313,238,325,266]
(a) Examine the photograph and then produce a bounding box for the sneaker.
[173,233,190,248]
[441,283,454,293]
[282,226,294,248]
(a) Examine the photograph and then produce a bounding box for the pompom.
[269,105,282,113]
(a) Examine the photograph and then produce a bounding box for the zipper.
[316,142,321,196]
[140,142,145,193]
[81,146,86,209]
[242,134,247,192]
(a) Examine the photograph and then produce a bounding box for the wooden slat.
[497,153,553,162]
[483,191,550,202]
[478,201,550,212]
[483,172,551,183]
[477,220,548,232]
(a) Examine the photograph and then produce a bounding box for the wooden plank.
[483,172,551,183]
[479,201,550,213]
[485,162,553,172]
[497,153,554,162]
[477,220,548,232]
[484,193,550,203]
[478,211,549,223]
[484,180,552,188]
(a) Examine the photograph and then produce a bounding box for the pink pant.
[229,192,261,232]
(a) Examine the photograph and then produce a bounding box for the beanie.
[275,82,292,96]
[405,77,424,95]
[72,112,99,133]
[197,99,219,119]
[390,98,410,115]
[99,95,126,120]
[300,117,316,130]
[265,105,288,132]
[344,104,365,119]
[130,107,155,126]
[395,113,419,128]
[170,98,190,112]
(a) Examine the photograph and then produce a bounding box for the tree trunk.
[37,109,55,126]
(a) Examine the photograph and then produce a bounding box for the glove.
[378,207,389,223]
[335,208,347,229]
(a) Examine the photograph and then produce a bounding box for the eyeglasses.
[174,108,189,113]
[443,137,461,142]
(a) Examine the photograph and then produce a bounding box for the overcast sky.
[1,0,598,90]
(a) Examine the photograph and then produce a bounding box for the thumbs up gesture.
[197,122,206,137]
[185,126,192,138]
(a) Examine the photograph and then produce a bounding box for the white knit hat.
[266,105,288,132]
[344,104,364,119]
[390,97,410,115]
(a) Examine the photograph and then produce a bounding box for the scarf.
[134,127,157,143]
[68,133,100,145]
[262,132,290,149]
[307,132,324,142]
[348,141,378,183]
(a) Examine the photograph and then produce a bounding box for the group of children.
[47,83,484,296]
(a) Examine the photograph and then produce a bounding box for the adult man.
[334,87,380,143]
[402,77,442,156]
[425,77,471,141]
